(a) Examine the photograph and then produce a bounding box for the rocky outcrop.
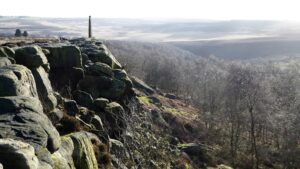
[0,38,138,169]
[80,43,122,69]
[71,39,132,100]
[0,56,61,167]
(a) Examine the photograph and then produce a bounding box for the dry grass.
[138,92,199,122]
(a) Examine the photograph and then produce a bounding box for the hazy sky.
[2,0,300,20]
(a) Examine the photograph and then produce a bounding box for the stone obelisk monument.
[88,16,92,38]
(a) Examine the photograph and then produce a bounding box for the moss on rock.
[70,132,98,169]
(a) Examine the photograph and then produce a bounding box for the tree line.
[106,40,300,168]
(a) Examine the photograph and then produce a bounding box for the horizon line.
[1,15,300,22]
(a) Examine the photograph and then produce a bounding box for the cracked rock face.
[31,66,57,113]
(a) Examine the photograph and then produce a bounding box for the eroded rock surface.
[0,96,61,153]
[0,65,38,97]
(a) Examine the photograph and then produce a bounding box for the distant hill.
[169,38,300,61]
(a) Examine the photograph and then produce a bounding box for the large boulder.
[0,65,38,97]
[178,143,216,167]
[131,76,155,95]
[178,143,204,156]
[14,46,48,68]
[44,44,82,68]
[104,102,126,137]
[84,44,122,69]
[31,66,57,112]
[113,69,133,92]
[52,132,103,169]
[43,44,83,93]
[85,62,113,77]
[78,75,126,100]
[0,96,61,153]
[72,90,94,108]
[94,98,109,109]
[0,138,39,169]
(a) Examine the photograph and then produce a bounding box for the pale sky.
[2,0,300,20]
